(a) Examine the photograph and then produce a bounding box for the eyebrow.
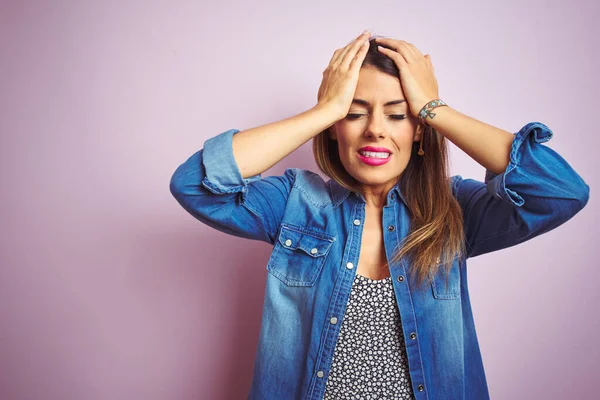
[352,99,407,107]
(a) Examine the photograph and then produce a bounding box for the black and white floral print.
[323,273,415,400]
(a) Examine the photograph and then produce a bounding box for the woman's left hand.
[374,37,439,118]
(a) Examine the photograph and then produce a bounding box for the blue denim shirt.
[170,122,589,400]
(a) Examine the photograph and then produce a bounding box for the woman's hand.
[373,37,439,118]
[317,30,371,119]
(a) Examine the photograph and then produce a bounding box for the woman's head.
[314,37,433,200]
[326,63,423,205]
[313,36,466,291]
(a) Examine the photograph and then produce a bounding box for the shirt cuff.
[200,128,262,197]
[484,122,554,207]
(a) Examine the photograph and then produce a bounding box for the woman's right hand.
[317,30,372,120]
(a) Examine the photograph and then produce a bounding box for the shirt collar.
[328,177,407,208]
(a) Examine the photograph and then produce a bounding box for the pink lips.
[357,151,392,166]
[358,146,392,153]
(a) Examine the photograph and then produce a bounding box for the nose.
[364,113,387,138]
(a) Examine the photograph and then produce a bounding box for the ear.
[414,125,423,142]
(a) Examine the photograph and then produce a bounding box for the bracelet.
[418,99,448,126]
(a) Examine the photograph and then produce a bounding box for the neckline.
[356,273,392,283]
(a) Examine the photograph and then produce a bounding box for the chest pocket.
[267,224,335,287]
[429,255,461,299]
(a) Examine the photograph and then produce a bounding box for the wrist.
[313,102,345,123]
[417,99,449,126]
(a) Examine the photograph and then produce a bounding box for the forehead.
[354,67,404,102]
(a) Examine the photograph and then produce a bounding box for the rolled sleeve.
[483,122,589,207]
[170,128,297,244]
[201,128,262,198]
[453,121,590,259]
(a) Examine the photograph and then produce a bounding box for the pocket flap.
[429,255,461,299]
[277,225,334,257]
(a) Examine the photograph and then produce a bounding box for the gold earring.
[417,127,425,156]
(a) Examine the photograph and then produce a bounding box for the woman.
[170,30,590,400]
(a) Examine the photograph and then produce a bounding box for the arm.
[426,105,589,258]
[440,117,590,258]
[169,104,339,245]
[426,105,516,176]
[232,103,341,179]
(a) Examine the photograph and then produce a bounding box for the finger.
[376,45,408,68]
[333,31,370,69]
[404,42,424,58]
[333,31,369,69]
[373,36,398,46]
[374,37,421,63]
[348,38,371,71]
[327,48,344,70]
[342,38,371,70]
[394,42,420,63]
[330,32,365,68]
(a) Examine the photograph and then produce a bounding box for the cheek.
[391,130,416,148]
[337,141,360,165]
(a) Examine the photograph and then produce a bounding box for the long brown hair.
[312,36,466,292]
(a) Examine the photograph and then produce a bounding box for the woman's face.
[328,66,422,202]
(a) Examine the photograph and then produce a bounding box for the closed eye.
[346,114,406,120]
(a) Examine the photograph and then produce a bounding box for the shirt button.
[353,219,361,226]
[310,248,318,254]
[391,193,395,199]
[410,332,417,339]
[397,275,404,282]
[330,317,338,324]
[346,262,354,269]
[418,384,424,392]
[316,370,324,378]
[388,225,395,231]
[285,239,292,246]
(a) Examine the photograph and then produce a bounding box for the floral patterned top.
[323,272,415,399]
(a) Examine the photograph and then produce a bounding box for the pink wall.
[1,1,597,399]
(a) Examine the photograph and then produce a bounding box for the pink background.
[1,1,598,399]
